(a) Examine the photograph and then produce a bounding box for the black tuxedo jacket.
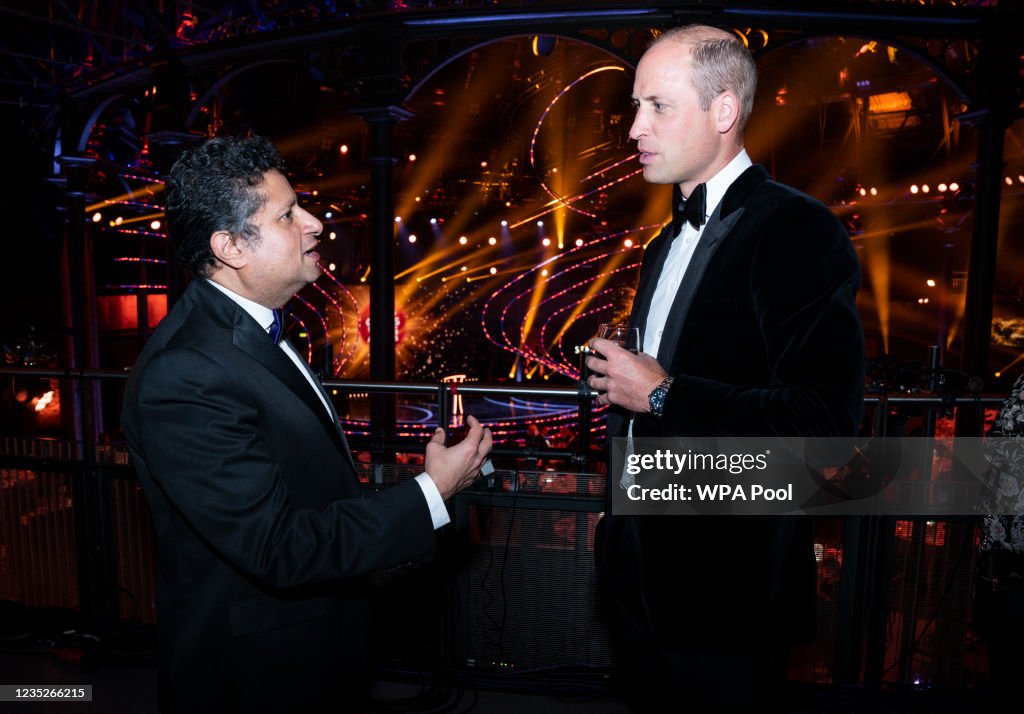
[122,278,435,712]
[598,164,865,648]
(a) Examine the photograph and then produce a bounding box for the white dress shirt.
[622,150,753,488]
[207,279,450,529]
[643,149,753,358]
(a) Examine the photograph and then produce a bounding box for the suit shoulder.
[127,306,234,390]
[755,179,833,215]
[748,180,846,238]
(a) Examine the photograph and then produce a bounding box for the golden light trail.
[86,184,165,212]
[997,352,1024,379]
[466,266,519,282]
[548,247,640,348]
[107,211,165,227]
[395,240,470,281]
[509,167,644,230]
[520,256,556,358]
[580,153,640,183]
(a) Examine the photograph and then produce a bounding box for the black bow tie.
[268,307,286,345]
[679,183,707,230]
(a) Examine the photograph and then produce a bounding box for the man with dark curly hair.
[122,136,492,712]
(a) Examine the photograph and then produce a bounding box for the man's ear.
[209,230,246,269]
[715,91,741,135]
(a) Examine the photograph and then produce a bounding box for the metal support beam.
[353,105,413,445]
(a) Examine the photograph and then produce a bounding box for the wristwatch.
[648,376,675,418]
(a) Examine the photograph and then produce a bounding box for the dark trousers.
[604,592,789,713]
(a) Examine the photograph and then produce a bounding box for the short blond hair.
[651,25,758,135]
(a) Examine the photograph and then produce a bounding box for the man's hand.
[424,415,494,500]
[586,338,667,413]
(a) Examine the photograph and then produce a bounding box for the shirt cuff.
[414,472,451,530]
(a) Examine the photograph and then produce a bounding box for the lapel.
[280,337,357,471]
[650,165,769,367]
[630,183,686,342]
[192,280,357,471]
[629,223,674,347]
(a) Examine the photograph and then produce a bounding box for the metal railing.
[0,365,1007,691]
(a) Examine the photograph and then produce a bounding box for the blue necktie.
[268,308,285,345]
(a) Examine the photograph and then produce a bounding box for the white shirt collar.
[206,279,276,333]
[700,148,753,222]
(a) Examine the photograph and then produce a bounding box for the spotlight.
[481,161,488,168]
[408,234,417,243]
[937,183,948,193]
[926,279,936,287]
[869,187,878,196]
[575,238,584,247]
[408,154,417,162]
[500,220,508,227]
[1019,175,1024,184]
[949,182,960,192]
[921,184,930,194]
[488,237,497,246]
[542,238,551,247]
[91,212,102,222]
[395,216,402,223]
[461,266,467,272]
[115,216,124,225]
[858,187,867,197]
[150,220,161,230]
[459,236,468,245]
[312,190,318,196]
[339,144,349,155]
[531,35,556,57]
[910,185,919,194]
[490,267,497,275]
[430,218,437,225]
[537,220,544,227]
[1006,176,1015,186]
[505,201,511,208]
[541,268,549,276]
[415,197,421,203]
[624,239,633,248]
[328,262,336,271]
[329,232,337,240]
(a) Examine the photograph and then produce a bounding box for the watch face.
[649,386,666,416]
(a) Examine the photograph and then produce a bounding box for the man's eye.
[282,211,293,221]
[654,102,664,111]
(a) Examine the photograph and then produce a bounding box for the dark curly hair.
[165,135,288,277]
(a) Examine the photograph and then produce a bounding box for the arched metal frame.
[184,59,310,129]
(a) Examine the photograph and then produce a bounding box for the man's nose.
[628,113,645,141]
[302,208,323,235]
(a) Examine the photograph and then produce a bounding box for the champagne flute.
[597,323,640,354]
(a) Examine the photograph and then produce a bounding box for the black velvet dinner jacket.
[598,164,865,648]
[122,278,435,712]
